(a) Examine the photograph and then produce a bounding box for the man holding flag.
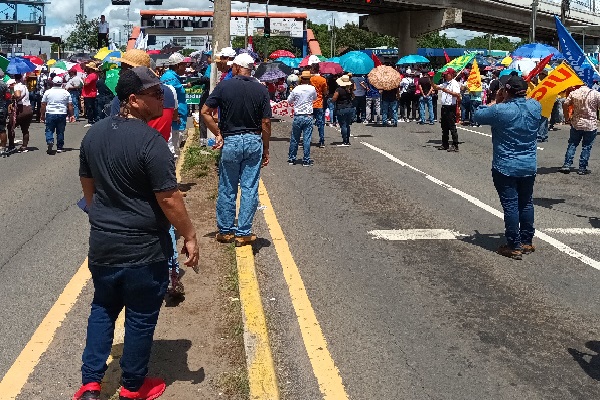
[432,68,461,152]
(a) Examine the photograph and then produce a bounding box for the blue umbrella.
[512,43,563,60]
[7,57,37,74]
[102,50,122,64]
[339,51,374,75]
[396,54,430,65]
[499,68,523,77]
[328,57,341,64]
[237,48,260,61]
[275,57,301,68]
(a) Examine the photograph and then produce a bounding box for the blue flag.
[555,16,600,87]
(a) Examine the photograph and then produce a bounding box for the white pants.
[168,130,181,158]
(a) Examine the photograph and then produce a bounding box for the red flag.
[247,36,254,52]
[444,49,451,63]
[525,53,553,82]
[371,53,383,67]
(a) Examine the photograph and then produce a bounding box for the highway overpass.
[250,0,600,55]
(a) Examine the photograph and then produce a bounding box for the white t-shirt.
[399,77,412,94]
[65,75,83,90]
[42,87,72,114]
[14,82,30,106]
[287,84,317,115]
[98,21,109,34]
[439,80,461,106]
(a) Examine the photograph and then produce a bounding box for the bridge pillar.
[359,8,462,56]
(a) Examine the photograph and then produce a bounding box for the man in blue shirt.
[473,72,542,260]
[160,52,188,159]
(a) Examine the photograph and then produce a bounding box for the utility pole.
[530,0,539,43]
[264,0,269,61]
[80,0,84,18]
[210,0,230,93]
[244,1,250,48]
[561,0,570,25]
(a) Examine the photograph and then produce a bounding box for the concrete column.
[397,13,417,56]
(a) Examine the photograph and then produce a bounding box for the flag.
[555,16,600,88]
[466,59,482,92]
[433,52,476,83]
[0,54,8,73]
[247,36,254,52]
[444,49,451,63]
[524,53,553,82]
[528,62,584,118]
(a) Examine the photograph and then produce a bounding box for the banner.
[443,49,451,63]
[555,16,600,88]
[270,100,294,117]
[466,59,482,92]
[528,62,584,118]
[185,86,204,105]
[433,52,476,83]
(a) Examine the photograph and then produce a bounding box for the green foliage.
[231,36,298,60]
[417,32,462,49]
[464,35,521,51]
[64,15,102,51]
[182,145,219,178]
[181,48,196,57]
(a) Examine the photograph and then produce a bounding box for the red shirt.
[82,72,98,98]
[148,107,175,141]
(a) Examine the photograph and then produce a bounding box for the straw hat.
[113,49,151,68]
[85,62,99,71]
[336,74,352,86]
[300,70,311,80]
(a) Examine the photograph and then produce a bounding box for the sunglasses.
[139,87,164,100]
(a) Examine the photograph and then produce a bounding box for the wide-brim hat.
[300,70,312,79]
[113,49,151,68]
[336,74,352,86]
[85,62,99,71]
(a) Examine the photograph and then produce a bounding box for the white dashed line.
[457,126,545,151]
[544,228,600,235]
[369,229,466,240]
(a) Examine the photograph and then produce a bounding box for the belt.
[295,114,312,116]
[441,104,456,107]
[222,131,261,137]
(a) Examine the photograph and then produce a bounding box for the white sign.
[230,18,255,36]
[270,19,304,38]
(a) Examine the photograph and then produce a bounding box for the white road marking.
[457,126,545,151]
[545,228,600,235]
[362,141,600,270]
[369,229,466,240]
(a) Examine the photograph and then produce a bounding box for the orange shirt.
[310,75,328,109]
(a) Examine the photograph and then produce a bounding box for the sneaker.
[56,147,64,153]
[497,245,523,260]
[216,233,235,243]
[392,124,398,127]
[47,143,53,154]
[235,234,257,247]
[447,145,459,152]
[558,166,571,174]
[340,143,350,147]
[577,169,591,175]
[362,120,369,124]
[521,244,536,255]
[319,142,325,148]
[437,145,449,151]
[287,159,295,165]
[119,377,166,400]
[73,382,101,400]
[18,147,28,153]
[417,121,425,125]
[168,273,185,297]
[84,123,92,128]
[302,159,315,167]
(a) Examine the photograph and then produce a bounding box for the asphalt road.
[254,116,600,399]
[0,120,89,380]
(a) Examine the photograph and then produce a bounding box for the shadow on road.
[460,230,505,252]
[568,341,600,382]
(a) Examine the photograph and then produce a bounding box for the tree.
[181,48,196,56]
[417,32,462,49]
[64,15,102,52]
[464,34,521,51]
[308,20,395,57]
[231,36,298,59]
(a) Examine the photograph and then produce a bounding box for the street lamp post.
[530,0,539,43]
[244,1,250,48]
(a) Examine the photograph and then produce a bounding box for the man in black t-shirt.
[417,73,435,125]
[201,53,272,247]
[74,67,199,400]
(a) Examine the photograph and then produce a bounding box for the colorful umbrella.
[339,51,375,75]
[508,58,538,76]
[0,54,8,72]
[512,43,562,60]
[6,57,37,74]
[23,55,44,65]
[367,65,401,90]
[102,51,122,64]
[318,61,343,75]
[328,57,341,64]
[501,56,513,66]
[299,54,326,67]
[269,49,295,59]
[105,68,120,96]
[94,47,112,61]
[254,61,292,81]
[396,54,430,65]
[275,57,301,68]
[146,50,161,55]
[46,58,57,66]
[52,60,69,70]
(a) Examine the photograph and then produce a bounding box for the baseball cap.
[113,49,151,68]
[442,68,456,76]
[229,53,255,69]
[499,72,528,96]
[52,76,63,85]
[116,66,161,101]
[216,47,237,58]
[307,55,320,65]
[168,52,185,65]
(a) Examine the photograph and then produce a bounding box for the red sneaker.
[72,382,101,400]
[119,377,166,400]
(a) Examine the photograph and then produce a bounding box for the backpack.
[406,78,417,95]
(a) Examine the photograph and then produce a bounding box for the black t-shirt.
[79,116,177,267]
[418,77,432,95]
[205,75,272,134]
[489,79,500,98]
[335,87,354,109]
[381,87,399,102]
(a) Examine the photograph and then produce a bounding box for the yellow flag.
[528,62,584,118]
[467,59,482,92]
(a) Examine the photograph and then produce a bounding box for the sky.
[36,0,508,46]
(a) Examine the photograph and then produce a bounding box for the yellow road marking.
[0,259,91,400]
[258,179,349,399]
[236,245,280,400]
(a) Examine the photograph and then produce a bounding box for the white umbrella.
[508,58,538,76]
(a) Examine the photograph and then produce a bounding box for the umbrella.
[512,43,562,60]
[367,65,401,90]
[46,58,57,66]
[299,54,326,67]
[146,50,161,55]
[501,56,513,66]
[51,60,73,71]
[499,68,523,77]
[105,68,120,96]
[6,57,37,74]
[237,48,260,61]
[318,61,343,75]
[339,51,375,75]
[328,57,341,64]
[102,51,122,64]
[254,61,292,82]
[269,49,295,59]
[94,47,112,60]
[23,55,44,65]
[508,58,537,76]
[396,54,430,65]
[471,55,490,67]
[275,57,301,68]
[68,53,92,63]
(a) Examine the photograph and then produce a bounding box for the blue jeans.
[470,100,481,124]
[564,127,597,170]
[168,225,179,274]
[44,113,66,148]
[82,261,169,391]
[337,107,354,143]
[538,116,549,142]
[419,96,434,123]
[70,90,80,120]
[313,107,325,144]
[492,168,536,249]
[289,115,313,163]
[380,100,398,125]
[461,94,471,121]
[84,97,96,124]
[217,133,263,236]
[327,98,336,125]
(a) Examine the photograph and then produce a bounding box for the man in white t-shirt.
[41,76,74,154]
[98,15,109,48]
[287,70,317,166]
[64,68,84,121]
[432,68,462,152]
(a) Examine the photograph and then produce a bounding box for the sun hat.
[307,55,321,66]
[167,52,185,65]
[300,70,311,79]
[85,62,99,71]
[116,66,161,101]
[229,53,255,69]
[52,76,63,85]
[216,47,236,58]
[113,49,151,68]
[405,68,412,75]
[336,74,352,87]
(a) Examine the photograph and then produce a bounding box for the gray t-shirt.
[351,76,366,97]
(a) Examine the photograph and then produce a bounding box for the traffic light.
[145,0,163,4]
[264,17,270,37]
[111,0,130,5]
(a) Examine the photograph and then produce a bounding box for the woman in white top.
[8,74,33,152]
